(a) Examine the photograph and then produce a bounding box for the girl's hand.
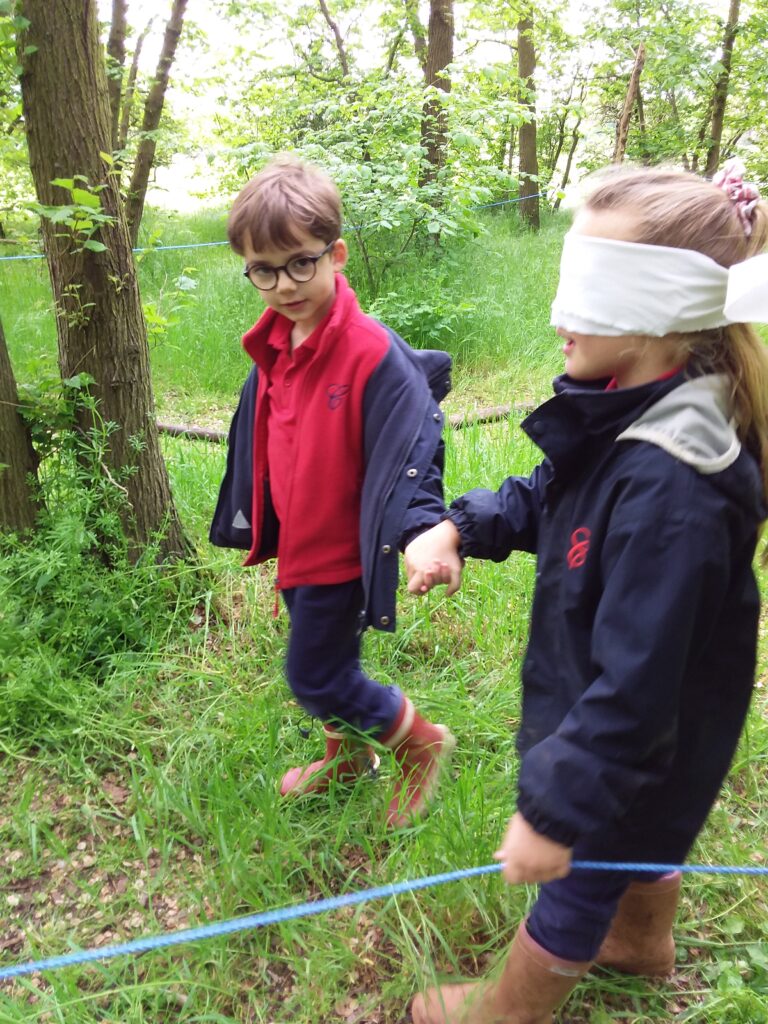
[493,811,572,885]
[404,519,463,596]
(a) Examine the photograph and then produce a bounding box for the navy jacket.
[210,325,451,633]
[447,371,765,861]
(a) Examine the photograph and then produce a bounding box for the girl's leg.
[411,866,677,1023]
[411,919,592,1024]
[527,864,680,975]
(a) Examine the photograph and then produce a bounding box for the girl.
[404,162,768,1023]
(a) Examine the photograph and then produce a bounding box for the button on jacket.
[447,370,765,861]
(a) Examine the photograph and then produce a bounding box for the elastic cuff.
[516,800,580,849]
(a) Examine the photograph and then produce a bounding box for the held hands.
[493,811,572,885]
[404,519,464,596]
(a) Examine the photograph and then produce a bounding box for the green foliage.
[1,379,189,743]
[30,175,113,254]
[581,0,768,177]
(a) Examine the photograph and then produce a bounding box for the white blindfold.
[551,234,768,337]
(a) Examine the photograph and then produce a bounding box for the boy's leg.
[378,696,455,827]
[282,579,402,728]
[279,580,401,795]
[280,580,454,822]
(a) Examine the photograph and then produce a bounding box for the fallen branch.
[156,402,536,445]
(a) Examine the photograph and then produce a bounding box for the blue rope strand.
[1,859,766,982]
[0,193,550,263]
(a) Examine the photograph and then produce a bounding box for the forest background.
[0,0,767,1021]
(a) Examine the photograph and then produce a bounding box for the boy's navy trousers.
[281,579,402,735]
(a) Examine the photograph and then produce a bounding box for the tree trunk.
[117,17,154,160]
[106,0,127,151]
[553,116,581,212]
[612,43,645,163]
[125,0,188,246]
[404,0,427,75]
[636,87,652,165]
[704,0,740,178]
[517,14,539,230]
[317,0,350,76]
[0,318,39,533]
[17,0,189,560]
[419,0,453,184]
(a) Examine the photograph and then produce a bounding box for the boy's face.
[242,228,348,340]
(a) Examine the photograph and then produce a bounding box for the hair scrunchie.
[713,157,761,237]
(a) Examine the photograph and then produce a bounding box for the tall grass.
[0,208,766,1022]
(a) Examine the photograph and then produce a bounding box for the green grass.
[1,209,767,1022]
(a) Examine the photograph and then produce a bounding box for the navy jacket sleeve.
[445,462,552,560]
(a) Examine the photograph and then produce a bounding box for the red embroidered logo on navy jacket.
[567,527,591,569]
[327,384,351,409]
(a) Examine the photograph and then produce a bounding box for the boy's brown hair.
[227,156,342,255]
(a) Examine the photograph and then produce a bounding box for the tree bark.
[125,0,188,247]
[404,0,427,74]
[317,0,350,76]
[420,0,453,184]
[117,17,154,159]
[704,0,740,178]
[17,0,188,560]
[106,0,127,151]
[612,43,645,163]
[0,318,39,533]
[517,14,539,229]
[553,117,581,212]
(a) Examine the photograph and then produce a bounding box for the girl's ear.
[331,238,349,271]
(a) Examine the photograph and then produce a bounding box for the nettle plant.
[29,171,114,254]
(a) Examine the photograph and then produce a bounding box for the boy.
[210,156,455,828]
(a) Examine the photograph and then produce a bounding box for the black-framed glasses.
[243,240,336,291]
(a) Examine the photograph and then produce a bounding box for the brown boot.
[279,724,379,797]
[379,697,455,828]
[411,921,591,1024]
[595,872,681,976]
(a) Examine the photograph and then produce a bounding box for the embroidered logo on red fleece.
[567,527,591,569]
[327,384,351,409]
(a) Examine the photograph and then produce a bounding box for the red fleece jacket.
[241,274,390,589]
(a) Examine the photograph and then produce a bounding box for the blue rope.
[0,241,231,262]
[1,858,766,982]
[0,194,551,263]
[473,192,547,209]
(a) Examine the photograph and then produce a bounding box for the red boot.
[595,872,681,976]
[380,697,455,828]
[411,921,591,1023]
[279,724,379,797]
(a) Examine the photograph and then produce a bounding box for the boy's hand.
[404,519,463,596]
[493,811,572,885]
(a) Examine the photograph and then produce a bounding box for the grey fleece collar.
[616,375,740,475]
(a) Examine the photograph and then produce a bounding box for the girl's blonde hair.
[584,167,768,509]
